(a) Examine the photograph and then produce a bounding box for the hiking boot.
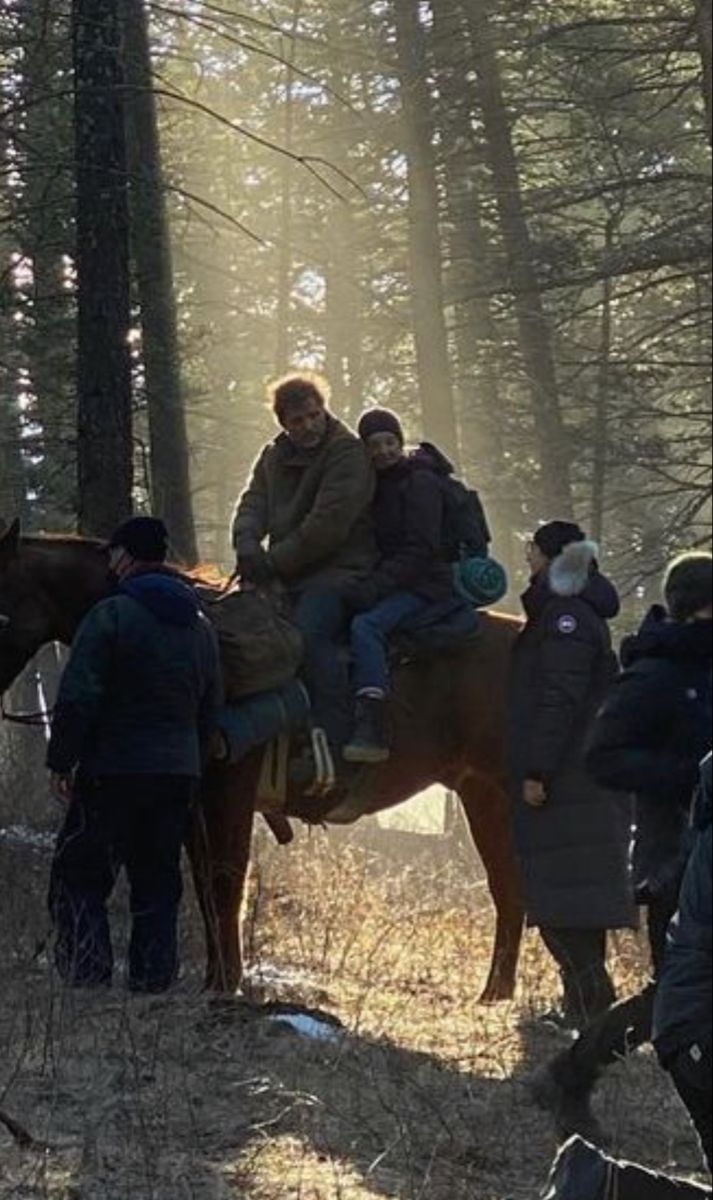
[543,1137,610,1200]
[343,697,391,765]
[531,1058,606,1146]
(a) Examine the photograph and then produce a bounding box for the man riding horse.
[232,374,377,758]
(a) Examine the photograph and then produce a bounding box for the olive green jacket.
[233,417,377,588]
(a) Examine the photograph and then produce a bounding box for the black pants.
[49,774,194,993]
[541,927,617,1025]
[602,1165,711,1198]
[554,892,680,1092]
[670,1044,713,1175]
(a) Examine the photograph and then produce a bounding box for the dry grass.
[0,756,708,1199]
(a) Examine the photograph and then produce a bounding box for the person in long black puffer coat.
[536,551,713,1144]
[510,521,637,1030]
[544,762,713,1200]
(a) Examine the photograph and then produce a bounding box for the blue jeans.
[351,592,433,695]
[293,587,351,748]
[49,774,193,992]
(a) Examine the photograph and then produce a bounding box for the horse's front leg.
[188,760,258,993]
[458,773,525,1004]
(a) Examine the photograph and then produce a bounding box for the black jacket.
[370,456,455,603]
[510,543,636,931]
[47,570,223,779]
[654,757,713,1065]
[587,609,713,901]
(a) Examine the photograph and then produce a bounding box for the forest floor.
[0,814,708,1200]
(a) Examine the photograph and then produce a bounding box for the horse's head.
[0,520,53,692]
[0,519,110,695]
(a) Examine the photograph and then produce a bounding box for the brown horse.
[0,520,525,1002]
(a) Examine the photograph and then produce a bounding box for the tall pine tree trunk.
[73,0,133,537]
[393,0,458,461]
[431,0,521,574]
[697,0,713,146]
[122,0,198,563]
[591,217,617,544]
[21,0,75,529]
[0,125,29,522]
[465,0,574,517]
[0,397,26,521]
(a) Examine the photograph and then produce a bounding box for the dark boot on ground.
[532,1051,605,1144]
[543,1137,610,1200]
[344,697,391,765]
[543,1137,713,1200]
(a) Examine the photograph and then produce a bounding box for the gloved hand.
[237,546,276,588]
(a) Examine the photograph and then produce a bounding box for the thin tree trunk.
[73,0,133,537]
[696,0,713,146]
[122,0,198,563]
[274,0,302,373]
[591,221,616,545]
[325,12,364,423]
[393,0,459,461]
[464,0,574,517]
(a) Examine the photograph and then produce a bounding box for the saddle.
[254,620,483,828]
[207,583,481,828]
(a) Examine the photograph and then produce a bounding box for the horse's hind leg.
[458,773,524,1004]
[188,761,257,993]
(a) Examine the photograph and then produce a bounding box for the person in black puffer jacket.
[510,521,636,1031]
[47,517,223,994]
[655,754,713,1175]
[536,552,713,1143]
[343,409,475,763]
[544,765,713,1200]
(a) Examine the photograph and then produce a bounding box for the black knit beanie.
[534,520,587,562]
[358,408,405,445]
[665,553,713,622]
[108,517,169,563]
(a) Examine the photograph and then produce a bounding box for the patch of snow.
[269,1012,343,1044]
[0,825,55,852]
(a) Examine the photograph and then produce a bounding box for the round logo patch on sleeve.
[557,614,579,635]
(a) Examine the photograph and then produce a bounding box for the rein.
[0,694,53,729]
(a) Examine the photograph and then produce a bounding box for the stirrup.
[304,728,337,798]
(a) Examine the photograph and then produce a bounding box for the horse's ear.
[0,519,21,567]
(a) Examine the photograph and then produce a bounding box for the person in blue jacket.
[47,517,223,994]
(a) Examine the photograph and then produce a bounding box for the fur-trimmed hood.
[548,540,620,619]
[522,539,620,623]
[550,540,599,597]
